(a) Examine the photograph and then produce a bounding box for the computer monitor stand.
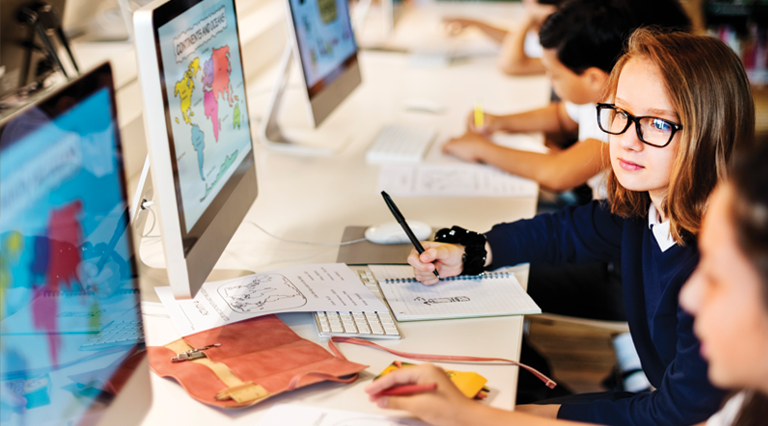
[259,44,350,156]
[136,261,254,303]
[129,157,254,302]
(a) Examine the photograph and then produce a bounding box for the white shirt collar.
[648,203,676,252]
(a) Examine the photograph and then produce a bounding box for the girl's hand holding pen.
[374,383,437,397]
[407,242,465,285]
[365,363,474,426]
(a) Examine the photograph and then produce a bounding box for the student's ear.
[583,67,610,93]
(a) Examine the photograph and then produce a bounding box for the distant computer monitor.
[287,0,360,126]
[0,0,67,101]
[0,62,150,426]
[260,0,361,154]
[134,0,258,299]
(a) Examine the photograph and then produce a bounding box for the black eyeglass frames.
[595,103,682,148]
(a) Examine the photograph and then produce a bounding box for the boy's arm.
[443,135,608,192]
[470,21,508,43]
[478,102,577,136]
[443,18,509,43]
[498,16,545,75]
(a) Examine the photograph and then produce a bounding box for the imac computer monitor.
[0,62,151,426]
[134,0,257,299]
[260,0,361,152]
[286,0,360,127]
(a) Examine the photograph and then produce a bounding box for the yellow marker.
[474,102,484,129]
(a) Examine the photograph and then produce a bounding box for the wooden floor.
[525,316,619,394]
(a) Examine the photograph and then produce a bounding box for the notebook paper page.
[367,265,416,281]
[377,163,538,198]
[368,265,540,321]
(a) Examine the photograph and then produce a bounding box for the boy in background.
[444,0,690,198]
[444,0,692,77]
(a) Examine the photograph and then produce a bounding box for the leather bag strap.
[328,336,556,389]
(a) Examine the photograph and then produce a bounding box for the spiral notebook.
[367,265,541,321]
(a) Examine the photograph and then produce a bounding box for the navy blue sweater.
[484,201,725,426]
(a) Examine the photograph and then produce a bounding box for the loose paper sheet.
[255,404,430,426]
[378,163,538,197]
[156,263,387,335]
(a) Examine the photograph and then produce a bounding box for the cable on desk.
[248,221,366,246]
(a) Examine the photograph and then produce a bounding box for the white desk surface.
[134,8,551,425]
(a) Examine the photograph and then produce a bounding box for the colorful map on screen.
[289,0,357,89]
[158,0,252,233]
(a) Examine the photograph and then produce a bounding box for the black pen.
[381,191,440,278]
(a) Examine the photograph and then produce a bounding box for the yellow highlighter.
[474,102,484,129]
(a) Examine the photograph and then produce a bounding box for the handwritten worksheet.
[156,263,387,335]
[368,265,540,321]
[377,163,538,198]
[255,404,430,426]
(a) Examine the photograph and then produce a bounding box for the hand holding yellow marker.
[474,102,484,131]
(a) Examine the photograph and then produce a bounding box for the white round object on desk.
[364,221,432,245]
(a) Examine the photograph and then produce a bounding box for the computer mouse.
[402,98,446,114]
[365,221,432,245]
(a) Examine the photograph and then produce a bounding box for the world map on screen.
[158,0,251,233]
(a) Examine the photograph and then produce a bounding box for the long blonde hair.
[604,28,755,244]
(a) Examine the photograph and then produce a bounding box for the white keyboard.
[365,124,437,164]
[80,320,145,351]
[313,268,402,339]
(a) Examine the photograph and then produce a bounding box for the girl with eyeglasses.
[366,28,755,426]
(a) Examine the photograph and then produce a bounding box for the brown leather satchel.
[147,315,367,408]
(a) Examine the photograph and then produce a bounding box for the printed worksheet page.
[157,263,386,335]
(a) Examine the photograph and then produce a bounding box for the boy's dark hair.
[627,0,691,33]
[539,0,691,74]
[536,0,568,6]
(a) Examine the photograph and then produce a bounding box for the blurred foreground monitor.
[0,62,150,426]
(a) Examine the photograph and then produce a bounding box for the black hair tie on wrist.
[433,226,487,276]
